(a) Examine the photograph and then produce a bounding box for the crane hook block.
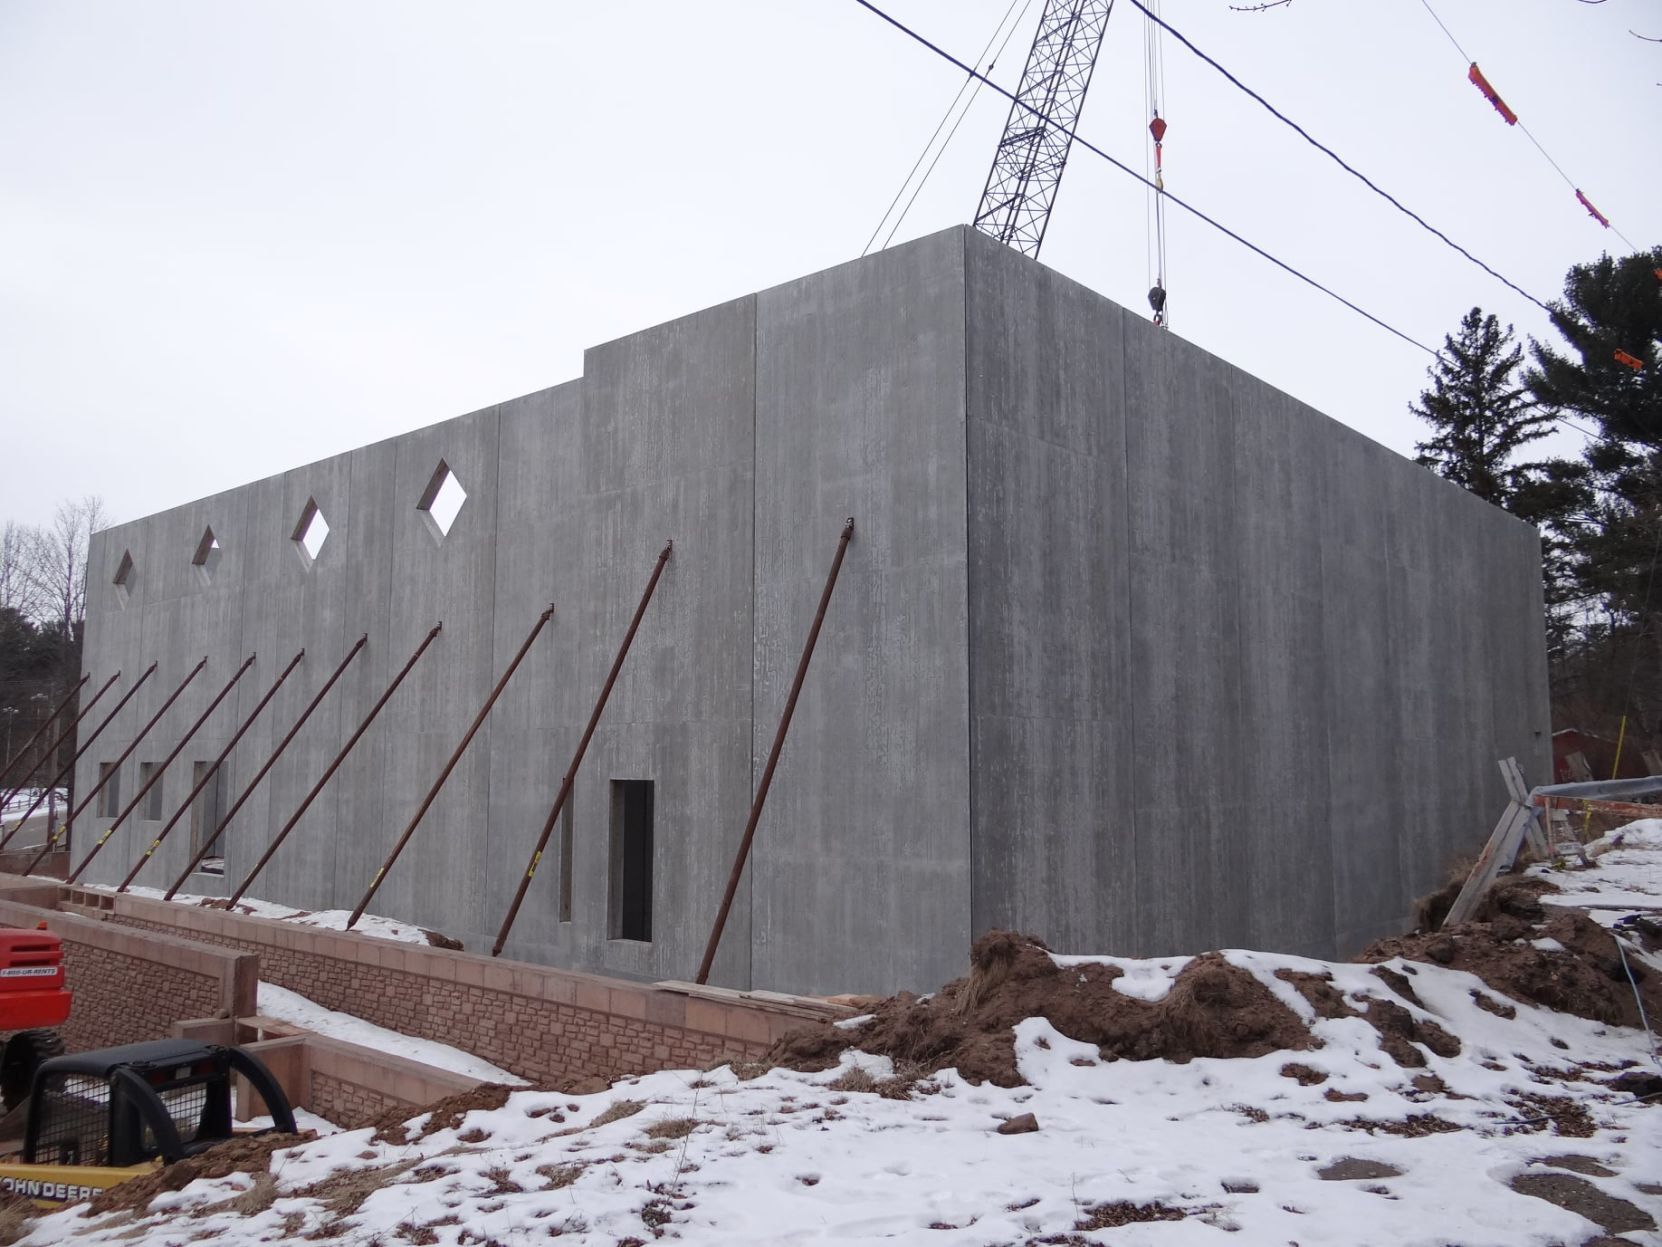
[1467,63,1517,126]
[1148,284,1167,314]
[1149,115,1167,144]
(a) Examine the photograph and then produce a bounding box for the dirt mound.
[86,1130,312,1216]
[371,1083,515,1145]
[1360,901,1662,1031]
[766,930,1313,1087]
[1413,870,1557,931]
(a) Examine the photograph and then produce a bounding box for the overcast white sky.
[2,0,1657,533]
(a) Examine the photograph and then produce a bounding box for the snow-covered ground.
[1,787,65,819]
[106,884,436,945]
[22,824,1662,1246]
[1537,818,1662,919]
[256,983,525,1085]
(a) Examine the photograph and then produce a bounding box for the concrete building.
[71,227,1550,996]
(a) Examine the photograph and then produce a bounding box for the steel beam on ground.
[348,606,555,929]
[696,518,854,986]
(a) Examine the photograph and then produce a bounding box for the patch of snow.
[107,885,436,945]
[1051,951,1193,1001]
[833,1013,873,1030]
[1530,937,1565,952]
[256,984,525,1086]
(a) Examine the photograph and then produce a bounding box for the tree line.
[0,497,106,787]
[1411,245,1661,756]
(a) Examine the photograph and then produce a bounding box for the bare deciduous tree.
[19,496,108,637]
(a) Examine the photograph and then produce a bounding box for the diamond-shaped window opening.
[191,527,223,585]
[112,550,136,608]
[416,460,467,543]
[292,498,331,569]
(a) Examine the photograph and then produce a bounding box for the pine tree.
[1412,308,1555,505]
[1526,246,1662,741]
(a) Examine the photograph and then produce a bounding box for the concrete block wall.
[71,226,1551,994]
[0,887,255,1051]
[99,891,842,1087]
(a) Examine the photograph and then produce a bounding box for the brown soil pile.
[86,1130,313,1216]
[766,930,1313,1087]
[371,1083,514,1145]
[1360,881,1662,1031]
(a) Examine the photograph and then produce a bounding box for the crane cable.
[1415,0,1639,252]
[862,0,1038,256]
[1144,0,1170,327]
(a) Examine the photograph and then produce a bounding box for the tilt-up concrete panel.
[752,230,971,996]
[963,231,1136,955]
[355,407,503,941]
[482,381,586,966]
[570,296,758,986]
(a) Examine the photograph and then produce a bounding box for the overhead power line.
[1415,0,1640,252]
[850,0,1438,358]
[853,0,1646,460]
[1121,0,1555,317]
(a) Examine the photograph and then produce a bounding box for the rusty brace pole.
[26,658,208,873]
[349,606,555,929]
[67,653,259,883]
[117,649,305,893]
[165,636,367,900]
[229,625,441,907]
[0,673,91,799]
[696,517,854,985]
[493,547,672,956]
[0,663,159,853]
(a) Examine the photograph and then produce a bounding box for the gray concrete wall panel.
[963,231,1136,956]
[752,231,971,996]
[73,225,1551,994]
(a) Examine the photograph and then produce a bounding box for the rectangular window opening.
[607,780,653,942]
[97,763,121,818]
[138,763,164,821]
[558,796,575,924]
[189,761,227,873]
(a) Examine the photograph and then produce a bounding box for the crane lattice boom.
[973,0,1115,258]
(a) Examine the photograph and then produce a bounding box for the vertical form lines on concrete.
[696,517,855,986]
[492,545,672,956]
[117,648,306,892]
[229,625,441,907]
[29,658,208,871]
[0,666,155,852]
[166,635,369,899]
[66,653,258,882]
[348,605,554,929]
[0,672,91,800]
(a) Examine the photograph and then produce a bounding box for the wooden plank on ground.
[1443,802,1533,928]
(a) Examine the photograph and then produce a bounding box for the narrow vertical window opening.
[97,763,121,818]
[608,780,654,942]
[190,761,227,873]
[138,762,164,820]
